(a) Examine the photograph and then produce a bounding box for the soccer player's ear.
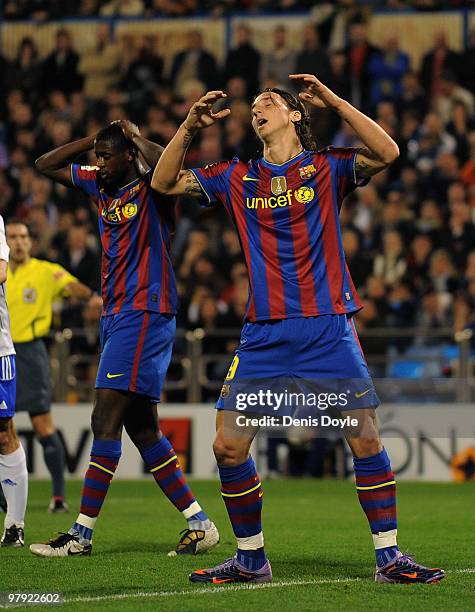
[291,111,302,124]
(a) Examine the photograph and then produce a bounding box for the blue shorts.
[0,355,16,418]
[217,314,379,413]
[96,311,176,403]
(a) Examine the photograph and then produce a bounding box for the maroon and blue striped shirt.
[71,165,177,316]
[191,147,365,323]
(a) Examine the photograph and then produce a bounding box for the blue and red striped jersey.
[71,165,177,316]
[191,148,365,322]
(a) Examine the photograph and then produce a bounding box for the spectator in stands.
[365,275,388,319]
[8,38,42,101]
[78,23,121,99]
[406,233,433,291]
[373,230,407,284]
[420,30,460,97]
[328,50,350,101]
[434,70,475,126]
[415,199,443,242]
[460,28,475,94]
[355,298,388,372]
[459,130,475,205]
[41,28,83,98]
[150,0,198,16]
[170,30,219,93]
[177,228,211,281]
[415,286,453,346]
[446,197,475,270]
[79,0,101,16]
[295,25,331,84]
[367,35,410,110]
[260,24,296,89]
[446,101,474,162]
[121,35,164,107]
[400,71,427,118]
[225,24,261,99]
[344,18,380,112]
[409,112,456,174]
[386,278,417,336]
[352,184,382,247]
[428,249,459,294]
[100,0,145,15]
[342,229,372,290]
[58,224,100,292]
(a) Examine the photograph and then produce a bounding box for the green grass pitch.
[1,479,474,611]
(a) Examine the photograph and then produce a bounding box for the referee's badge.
[23,287,37,304]
[271,176,287,195]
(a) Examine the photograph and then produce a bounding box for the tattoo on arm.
[183,170,203,197]
[183,130,194,150]
[355,147,385,179]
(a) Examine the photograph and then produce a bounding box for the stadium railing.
[47,326,475,404]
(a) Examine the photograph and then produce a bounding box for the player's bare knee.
[0,418,15,454]
[213,436,247,466]
[0,429,9,453]
[127,427,159,450]
[352,437,383,459]
[91,406,121,439]
[31,413,54,438]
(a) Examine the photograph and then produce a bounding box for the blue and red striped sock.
[219,456,267,571]
[70,439,121,543]
[353,447,399,568]
[141,436,208,527]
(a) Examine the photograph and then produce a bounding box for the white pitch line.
[1,569,473,609]
[65,577,360,605]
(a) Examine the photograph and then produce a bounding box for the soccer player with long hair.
[151,75,445,584]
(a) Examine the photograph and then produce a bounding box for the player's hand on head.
[184,91,231,131]
[289,74,342,110]
[112,119,140,141]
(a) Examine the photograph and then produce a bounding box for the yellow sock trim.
[221,482,262,498]
[356,480,396,491]
[150,455,178,473]
[89,461,114,476]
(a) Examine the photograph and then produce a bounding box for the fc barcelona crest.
[271,176,287,195]
[299,164,316,179]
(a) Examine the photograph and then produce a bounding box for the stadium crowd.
[0,11,475,391]
[3,0,473,20]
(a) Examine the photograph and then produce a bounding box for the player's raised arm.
[113,120,164,169]
[151,90,230,198]
[35,134,97,187]
[289,74,399,178]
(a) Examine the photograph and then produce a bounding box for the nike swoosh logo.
[106,373,125,379]
[355,389,371,398]
[212,578,233,583]
[243,175,259,181]
[67,548,86,556]
[400,572,418,579]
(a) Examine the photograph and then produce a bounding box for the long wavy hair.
[252,88,317,155]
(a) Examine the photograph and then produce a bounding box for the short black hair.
[95,124,135,155]
[253,88,317,151]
